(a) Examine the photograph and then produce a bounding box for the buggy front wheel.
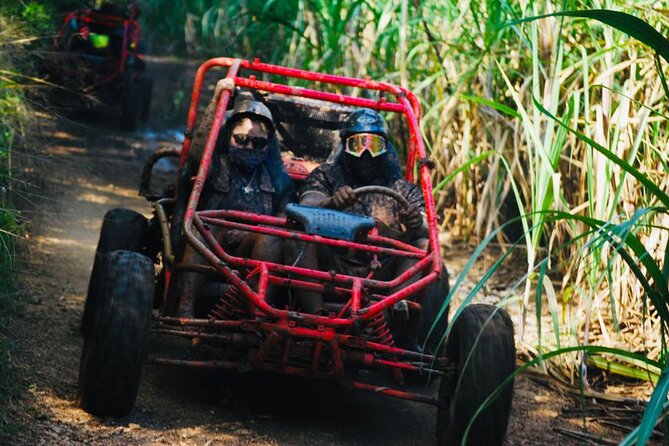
[77,250,154,417]
[436,304,515,446]
[82,208,148,335]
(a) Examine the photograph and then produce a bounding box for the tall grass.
[0,19,24,439]
[0,2,58,436]
[143,0,669,441]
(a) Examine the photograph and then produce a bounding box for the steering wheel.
[286,186,413,242]
[327,185,411,209]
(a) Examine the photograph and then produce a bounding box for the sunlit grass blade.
[587,356,660,383]
[503,8,669,101]
[533,98,669,209]
[538,208,669,327]
[460,94,521,119]
[620,365,669,446]
[432,150,496,193]
[463,345,662,444]
[503,9,669,63]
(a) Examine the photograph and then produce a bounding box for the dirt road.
[6,58,629,446]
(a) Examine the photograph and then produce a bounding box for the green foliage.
[20,2,54,34]
[0,0,666,442]
[0,207,21,436]
[621,365,669,445]
[0,0,57,34]
[443,6,669,444]
[143,0,300,61]
[0,3,47,436]
[506,9,669,97]
[0,163,21,439]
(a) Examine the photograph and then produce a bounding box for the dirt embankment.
[5,56,646,446]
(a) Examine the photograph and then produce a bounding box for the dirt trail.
[6,57,632,446]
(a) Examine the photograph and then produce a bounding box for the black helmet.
[230,99,274,131]
[340,108,387,139]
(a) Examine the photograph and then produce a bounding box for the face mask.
[228,146,267,173]
[343,150,386,181]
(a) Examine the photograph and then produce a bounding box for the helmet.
[340,108,387,139]
[230,99,274,131]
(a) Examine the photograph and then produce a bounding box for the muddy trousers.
[175,230,284,318]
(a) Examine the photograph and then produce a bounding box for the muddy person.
[295,108,449,351]
[176,79,295,317]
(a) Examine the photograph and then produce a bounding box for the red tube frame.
[179,58,442,330]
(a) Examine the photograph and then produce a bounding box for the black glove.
[399,204,423,231]
[330,186,357,209]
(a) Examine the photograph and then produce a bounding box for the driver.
[296,108,449,352]
[299,108,426,248]
[296,111,426,294]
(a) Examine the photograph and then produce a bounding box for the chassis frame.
[146,57,452,408]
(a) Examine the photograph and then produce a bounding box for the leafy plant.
[107,1,669,443]
[0,6,45,437]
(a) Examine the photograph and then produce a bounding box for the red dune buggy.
[77,58,516,445]
[50,3,152,131]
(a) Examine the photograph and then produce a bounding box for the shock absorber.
[366,313,395,346]
[208,285,245,321]
[365,312,405,383]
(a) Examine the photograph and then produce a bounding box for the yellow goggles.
[344,133,387,158]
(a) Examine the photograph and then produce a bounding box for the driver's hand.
[331,186,356,209]
[399,204,423,231]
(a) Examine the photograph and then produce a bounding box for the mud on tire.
[437,304,515,446]
[82,208,148,334]
[78,250,154,417]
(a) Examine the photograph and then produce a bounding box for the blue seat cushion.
[285,203,375,241]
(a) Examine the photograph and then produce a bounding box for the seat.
[285,203,375,241]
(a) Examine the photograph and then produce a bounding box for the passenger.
[187,80,294,221]
[295,108,448,351]
[176,80,295,317]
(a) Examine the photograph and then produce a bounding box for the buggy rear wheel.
[436,304,515,446]
[82,208,148,334]
[77,250,154,417]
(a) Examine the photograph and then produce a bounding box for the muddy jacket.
[299,145,425,232]
[202,153,294,215]
[188,96,295,215]
[298,146,425,276]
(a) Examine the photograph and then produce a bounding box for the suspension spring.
[366,313,395,346]
[208,286,245,321]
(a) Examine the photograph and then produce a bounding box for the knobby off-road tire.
[78,250,154,417]
[436,304,515,446]
[404,266,450,385]
[82,208,148,335]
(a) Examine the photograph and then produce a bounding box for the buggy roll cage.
[179,58,442,328]
[54,8,142,86]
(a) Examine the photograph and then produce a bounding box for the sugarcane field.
[0,1,668,445]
